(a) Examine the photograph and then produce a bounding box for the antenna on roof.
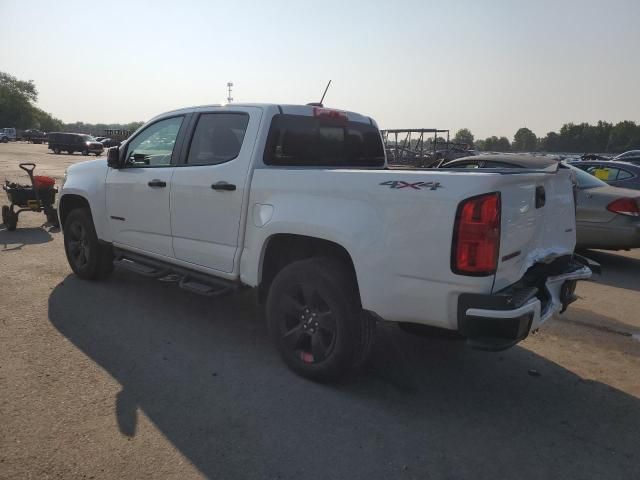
[307,80,332,107]
[319,79,331,104]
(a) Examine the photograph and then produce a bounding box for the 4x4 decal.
[379,180,443,190]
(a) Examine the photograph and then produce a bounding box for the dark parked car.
[23,129,46,144]
[569,160,640,191]
[48,132,104,156]
[441,154,640,250]
[612,150,640,164]
[99,137,121,148]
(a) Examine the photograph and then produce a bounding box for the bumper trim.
[466,298,541,320]
[458,258,591,351]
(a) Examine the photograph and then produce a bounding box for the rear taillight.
[452,192,501,275]
[606,198,640,216]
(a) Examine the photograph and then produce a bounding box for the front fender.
[59,159,110,240]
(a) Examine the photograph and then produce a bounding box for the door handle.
[211,181,236,191]
[148,179,166,187]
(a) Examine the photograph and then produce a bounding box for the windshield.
[614,150,640,159]
[567,164,607,189]
[82,135,95,141]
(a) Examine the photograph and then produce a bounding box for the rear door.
[106,115,188,258]
[170,106,262,273]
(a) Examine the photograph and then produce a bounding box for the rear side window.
[264,114,385,167]
[187,113,249,165]
[615,168,633,180]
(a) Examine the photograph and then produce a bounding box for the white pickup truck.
[58,103,591,380]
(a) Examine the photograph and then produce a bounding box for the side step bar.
[113,249,239,297]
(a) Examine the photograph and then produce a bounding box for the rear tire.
[266,257,375,382]
[67,150,74,155]
[82,149,89,156]
[53,147,61,154]
[2,206,17,231]
[63,208,113,280]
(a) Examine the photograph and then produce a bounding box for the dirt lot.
[1,143,639,479]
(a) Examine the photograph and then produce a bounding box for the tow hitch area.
[458,255,592,351]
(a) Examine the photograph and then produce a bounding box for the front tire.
[53,147,61,154]
[63,208,113,280]
[82,149,89,156]
[266,257,375,382]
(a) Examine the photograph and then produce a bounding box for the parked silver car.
[441,154,640,250]
[612,150,640,164]
[569,160,640,191]
[571,166,640,250]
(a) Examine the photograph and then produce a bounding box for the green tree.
[33,107,64,132]
[483,136,510,152]
[0,70,64,131]
[513,127,537,152]
[0,72,35,128]
[0,71,37,102]
[453,128,474,147]
[496,136,511,152]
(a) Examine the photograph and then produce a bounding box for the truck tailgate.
[492,167,577,291]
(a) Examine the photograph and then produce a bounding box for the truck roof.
[153,103,374,125]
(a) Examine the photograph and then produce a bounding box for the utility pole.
[227,82,234,103]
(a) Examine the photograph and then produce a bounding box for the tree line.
[453,121,640,154]
[0,71,142,136]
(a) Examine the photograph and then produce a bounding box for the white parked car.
[57,103,591,380]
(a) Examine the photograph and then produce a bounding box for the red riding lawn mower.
[2,163,59,231]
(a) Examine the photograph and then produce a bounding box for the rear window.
[263,114,385,167]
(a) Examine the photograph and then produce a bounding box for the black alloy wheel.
[266,257,375,381]
[66,220,90,270]
[276,283,338,365]
[63,208,113,280]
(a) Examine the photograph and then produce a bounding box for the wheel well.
[59,194,90,228]
[258,234,360,304]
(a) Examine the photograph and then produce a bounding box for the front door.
[170,107,261,272]
[106,115,187,258]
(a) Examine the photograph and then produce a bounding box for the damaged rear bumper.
[457,256,593,351]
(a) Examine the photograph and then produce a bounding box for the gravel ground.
[1,143,639,479]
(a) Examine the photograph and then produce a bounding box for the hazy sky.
[1,0,638,138]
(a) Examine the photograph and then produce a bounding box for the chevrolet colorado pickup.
[58,103,591,380]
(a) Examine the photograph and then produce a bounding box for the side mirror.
[107,146,121,169]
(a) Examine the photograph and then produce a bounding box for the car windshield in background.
[264,114,385,167]
[568,164,608,188]
[614,150,640,160]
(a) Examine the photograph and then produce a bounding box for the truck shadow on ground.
[579,249,640,292]
[48,272,639,480]
[0,225,53,251]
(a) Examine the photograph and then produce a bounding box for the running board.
[113,249,239,297]
[114,258,169,278]
[178,276,233,297]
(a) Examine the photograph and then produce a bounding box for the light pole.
[227,82,234,103]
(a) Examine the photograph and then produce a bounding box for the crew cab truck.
[58,103,591,381]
